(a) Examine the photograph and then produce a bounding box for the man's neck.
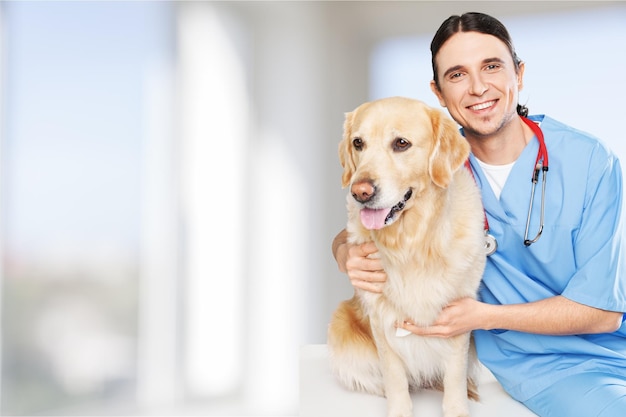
[466,117,534,165]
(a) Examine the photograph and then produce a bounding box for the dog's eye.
[393,137,411,152]
[352,137,364,151]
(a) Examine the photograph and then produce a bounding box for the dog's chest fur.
[347,169,484,330]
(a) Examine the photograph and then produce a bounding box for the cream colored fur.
[328,97,486,417]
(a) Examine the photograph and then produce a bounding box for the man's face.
[430,31,524,139]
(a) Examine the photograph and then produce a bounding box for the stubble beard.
[463,111,516,140]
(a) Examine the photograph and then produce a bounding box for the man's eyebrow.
[442,65,464,79]
[483,57,506,66]
[442,57,507,78]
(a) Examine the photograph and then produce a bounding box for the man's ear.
[430,79,446,108]
[517,61,525,92]
[428,108,470,188]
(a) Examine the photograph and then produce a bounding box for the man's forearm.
[332,229,348,273]
[483,295,623,335]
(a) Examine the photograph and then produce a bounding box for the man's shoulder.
[534,114,606,148]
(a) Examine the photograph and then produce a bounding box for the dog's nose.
[351,180,375,203]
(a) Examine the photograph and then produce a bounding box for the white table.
[300,344,537,416]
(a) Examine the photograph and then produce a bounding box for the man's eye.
[448,72,464,82]
[393,137,411,152]
[352,137,364,151]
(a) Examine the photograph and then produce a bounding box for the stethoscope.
[465,116,549,256]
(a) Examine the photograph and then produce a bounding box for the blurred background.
[0,0,624,415]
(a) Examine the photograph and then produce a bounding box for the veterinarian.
[332,12,626,417]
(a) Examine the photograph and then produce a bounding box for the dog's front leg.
[371,319,412,417]
[442,334,471,417]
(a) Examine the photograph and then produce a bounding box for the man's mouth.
[359,189,413,230]
[468,100,496,111]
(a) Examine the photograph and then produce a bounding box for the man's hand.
[346,241,387,293]
[333,229,387,293]
[398,297,485,337]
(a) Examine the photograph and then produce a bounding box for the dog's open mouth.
[360,189,413,230]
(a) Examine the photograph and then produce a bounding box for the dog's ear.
[428,108,470,188]
[339,111,356,188]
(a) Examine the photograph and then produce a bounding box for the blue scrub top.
[466,115,626,402]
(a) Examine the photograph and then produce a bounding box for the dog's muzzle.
[359,188,413,230]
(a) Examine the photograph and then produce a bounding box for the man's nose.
[469,74,488,96]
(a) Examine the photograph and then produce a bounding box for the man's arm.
[400,295,623,338]
[332,229,349,274]
[485,295,623,335]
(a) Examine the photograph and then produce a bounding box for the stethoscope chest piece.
[484,232,497,256]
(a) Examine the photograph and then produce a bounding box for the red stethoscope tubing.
[522,116,549,171]
[521,116,549,246]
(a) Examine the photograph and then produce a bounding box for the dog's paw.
[387,397,412,417]
[443,393,471,417]
[442,404,470,417]
[386,409,412,417]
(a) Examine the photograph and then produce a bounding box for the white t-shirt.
[476,159,515,200]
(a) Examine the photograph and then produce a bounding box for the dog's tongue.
[360,208,391,230]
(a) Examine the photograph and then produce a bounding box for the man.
[332,12,626,417]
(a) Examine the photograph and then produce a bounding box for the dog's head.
[339,96,470,230]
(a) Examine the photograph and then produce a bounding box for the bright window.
[0,1,174,414]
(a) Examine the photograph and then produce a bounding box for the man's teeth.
[470,101,495,111]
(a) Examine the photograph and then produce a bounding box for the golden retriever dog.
[328,97,486,417]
